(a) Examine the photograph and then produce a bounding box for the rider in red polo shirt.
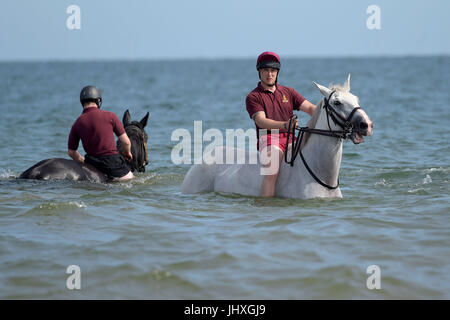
[68,86,134,181]
[246,52,317,197]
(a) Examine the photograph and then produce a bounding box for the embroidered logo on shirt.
[282,94,289,103]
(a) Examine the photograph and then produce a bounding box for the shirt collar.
[82,106,99,114]
[257,81,278,93]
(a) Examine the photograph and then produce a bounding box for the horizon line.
[0,53,448,63]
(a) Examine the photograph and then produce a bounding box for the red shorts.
[258,132,296,153]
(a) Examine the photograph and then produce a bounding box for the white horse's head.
[313,74,373,144]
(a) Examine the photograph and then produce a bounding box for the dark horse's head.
[117,110,149,173]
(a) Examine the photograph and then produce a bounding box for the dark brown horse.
[19,110,149,183]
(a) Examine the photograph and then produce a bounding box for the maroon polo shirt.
[68,107,125,157]
[246,82,306,141]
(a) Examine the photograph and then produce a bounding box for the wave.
[423,167,450,174]
[19,201,88,217]
[422,174,432,184]
[127,171,185,186]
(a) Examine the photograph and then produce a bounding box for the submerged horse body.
[182,76,373,199]
[19,110,149,182]
[19,158,109,182]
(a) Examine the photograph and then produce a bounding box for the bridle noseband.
[284,91,361,189]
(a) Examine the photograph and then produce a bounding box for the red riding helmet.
[256,51,281,70]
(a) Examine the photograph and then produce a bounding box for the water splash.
[0,169,18,179]
[35,201,87,211]
[374,178,389,186]
[422,174,432,184]
[424,167,449,174]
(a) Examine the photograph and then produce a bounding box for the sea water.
[0,56,449,299]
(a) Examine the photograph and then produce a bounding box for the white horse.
[182,75,373,199]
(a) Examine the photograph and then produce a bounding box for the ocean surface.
[0,56,449,299]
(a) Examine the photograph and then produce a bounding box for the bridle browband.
[284,91,361,189]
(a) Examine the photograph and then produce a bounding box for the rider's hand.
[123,151,133,161]
[284,118,298,130]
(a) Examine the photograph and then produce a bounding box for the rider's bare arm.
[118,133,133,160]
[299,100,317,116]
[68,149,85,163]
[252,111,298,130]
[252,98,316,130]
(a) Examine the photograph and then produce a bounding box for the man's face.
[259,67,278,87]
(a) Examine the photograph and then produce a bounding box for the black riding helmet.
[80,85,102,108]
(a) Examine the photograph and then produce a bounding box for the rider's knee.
[118,171,134,181]
[263,172,279,182]
[260,145,283,176]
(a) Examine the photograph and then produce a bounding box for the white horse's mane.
[329,82,360,103]
[301,98,323,148]
[329,83,349,93]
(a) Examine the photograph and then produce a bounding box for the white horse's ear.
[343,74,351,92]
[313,81,332,97]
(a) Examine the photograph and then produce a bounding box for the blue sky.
[1,0,449,61]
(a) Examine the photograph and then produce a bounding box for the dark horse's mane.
[117,120,149,173]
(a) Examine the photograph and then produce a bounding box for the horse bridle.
[284,91,361,189]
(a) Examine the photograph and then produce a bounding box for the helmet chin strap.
[261,81,277,88]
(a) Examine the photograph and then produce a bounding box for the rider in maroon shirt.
[246,52,317,197]
[68,86,134,180]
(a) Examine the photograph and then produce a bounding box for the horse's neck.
[300,108,343,186]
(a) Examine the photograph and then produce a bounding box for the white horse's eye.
[334,100,342,106]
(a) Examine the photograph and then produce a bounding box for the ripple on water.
[423,167,450,174]
[253,218,299,228]
[19,201,88,217]
[76,262,208,299]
